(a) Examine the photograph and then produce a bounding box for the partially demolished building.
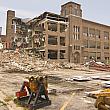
[28,12,68,62]
[5,2,110,63]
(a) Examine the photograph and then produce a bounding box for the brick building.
[6,2,110,63]
[6,10,15,49]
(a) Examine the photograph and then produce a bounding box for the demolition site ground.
[0,66,110,110]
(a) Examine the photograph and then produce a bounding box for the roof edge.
[61,1,81,7]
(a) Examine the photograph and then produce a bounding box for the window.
[60,37,65,46]
[60,24,67,32]
[89,41,96,48]
[83,27,88,36]
[97,52,101,60]
[83,51,88,58]
[77,27,80,32]
[83,40,88,48]
[77,46,80,50]
[89,28,95,37]
[105,57,109,60]
[104,52,109,63]
[77,34,80,40]
[89,52,96,60]
[104,31,109,40]
[104,42,109,49]
[74,45,80,50]
[74,9,78,16]
[48,35,57,45]
[73,34,80,40]
[104,53,109,62]
[73,26,80,40]
[48,50,58,59]
[97,57,101,60]
[97,42,101,49]
[73,34,76,40]
[64,9,67,16]
[73,26,80,33]
[60,50,65,59]
[48,22,57,31]
[95,29,100,38]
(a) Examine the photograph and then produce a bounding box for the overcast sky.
[1,0,110,35]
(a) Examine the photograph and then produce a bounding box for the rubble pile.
[0,50,92,73]
[0,51,44,73]
[85,60,110,71]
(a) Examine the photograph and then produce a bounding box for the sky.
[0,0,110,35]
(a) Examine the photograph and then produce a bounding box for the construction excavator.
[14,75,51,110]
[89,89,110,110]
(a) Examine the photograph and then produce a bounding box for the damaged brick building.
[5,1,110,63]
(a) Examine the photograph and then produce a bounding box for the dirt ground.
[0,67,110,110]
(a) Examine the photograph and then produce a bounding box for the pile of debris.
[85,60,110,72]
[0,50,92,73]
[0,50,45,73]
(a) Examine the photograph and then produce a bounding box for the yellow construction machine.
[93,89,110,110]
[14,75,51,110]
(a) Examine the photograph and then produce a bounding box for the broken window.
[97,42,101,49]
[48,35,57,45]
[104,42,109,49]
[95,29,100,38]
[48,50,58,59]
[89,28,95,37]
[104,52,109,63]
[60,24,67,32]
[83,40,88,48]
[104,31,109,40]
[105,57,109,60]
[89,41,96,48]
[33,35,38,42]
[36,23,45,32]
[60,50,65,59]
[48,22,57,31]
[89,52,96,60]
[60,37,65,46]
[41,23,44,30]
[104,52,109,57]
[83,51,88,62]
[83,27,88,36]
[83,51,88,57]
[97,52,101,60]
